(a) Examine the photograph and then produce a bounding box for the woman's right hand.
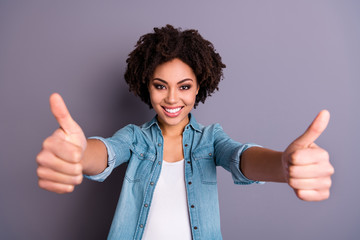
[36,93,87,194]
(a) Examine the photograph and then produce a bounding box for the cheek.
[184,91,198,105]
[149,90,163,106]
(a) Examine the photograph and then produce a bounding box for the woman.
[36,25,334,240]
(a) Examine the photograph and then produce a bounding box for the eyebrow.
[152,78,193,84]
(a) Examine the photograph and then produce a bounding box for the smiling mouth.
[162,106,184,114]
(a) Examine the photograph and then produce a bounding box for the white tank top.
[142,159,192,240]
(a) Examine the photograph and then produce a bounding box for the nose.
[165,88,178,104]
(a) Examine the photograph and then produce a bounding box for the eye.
[180,85,191,90]
[154,84,166,90]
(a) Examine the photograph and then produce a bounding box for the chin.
[160,114,187,125]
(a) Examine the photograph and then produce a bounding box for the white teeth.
[164,107,182,113]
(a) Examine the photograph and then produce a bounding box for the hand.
[36,93,87,194]
[282,110,334,201]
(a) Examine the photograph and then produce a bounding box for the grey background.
[0,1,359,239]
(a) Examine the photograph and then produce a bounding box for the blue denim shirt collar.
[141,113,202,133]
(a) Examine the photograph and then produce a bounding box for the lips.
[162,106,184,117]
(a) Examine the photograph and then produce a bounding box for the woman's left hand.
[282,110,334,201]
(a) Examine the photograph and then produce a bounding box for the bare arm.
[239,110,334,201]
[240,147,286,182]
[81,139,108,176]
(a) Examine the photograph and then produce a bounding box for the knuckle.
[295,189,306,200]
[288,178,297,189]
[65,185,75,193]
[36,154,41,165]
[38,179,47,190]
[36,152,45,165]
[324,164,335,176]
[73,175,83,185]
[73,164,83,175]
[36,167,43,178]
[289,152,296,163]
[42,137,53,149]
[41,141,47,150]
[288,165,296,177]
[53,128,64,136]
[321,190,330,200]
[325,178,332,188]
[289,151,301,165]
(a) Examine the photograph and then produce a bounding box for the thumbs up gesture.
[282,110,334,201]
[36,93,87,193]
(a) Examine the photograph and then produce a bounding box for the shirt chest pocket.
[192,145,217,185]
[125,144,155,183]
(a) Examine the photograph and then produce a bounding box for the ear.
[196,83,200,95]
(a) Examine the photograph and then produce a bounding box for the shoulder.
[110,123,157,154]
[111,124,138,142]
[192,122,229,148]
[189,114,223,133]
[197,122,224,135]
[113,122,155,136]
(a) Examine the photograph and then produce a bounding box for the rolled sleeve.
[230,143,265,185]
[83,125,134,182]
[213,124,264,185]
[83,136,117,182]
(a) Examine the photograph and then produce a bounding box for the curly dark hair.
[124,24,226,108]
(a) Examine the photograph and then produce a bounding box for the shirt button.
[150,182,154,186]
[209,153,212,156]
[185,144,188,147]
[188,181,192,185]
[140,224,144,228]
[187,161,190,164]
[191,205,195,208]
[158,143,162,147]
[158,161,161,165]
[140,153,144,157]
[194,226,198,230]
[144,204,148,207]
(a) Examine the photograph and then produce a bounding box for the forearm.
[81,139,108,176]
[240,147,286,182]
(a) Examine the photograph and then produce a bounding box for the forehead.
[152,58,196,81]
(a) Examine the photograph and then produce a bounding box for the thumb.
[49,93,81,135]
[293,109,330,147]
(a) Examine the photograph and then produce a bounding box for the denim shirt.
[86,114,261,240]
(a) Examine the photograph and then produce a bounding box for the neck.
[157,116,189,137]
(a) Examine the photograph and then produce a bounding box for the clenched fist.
[283,110,334,201]
[36,93,87,193]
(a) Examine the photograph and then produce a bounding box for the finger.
[289,148,329,166]
[289,177,332,190]
[36,150,83,176]
[38,179,75,194]
[295,189,330,201]
[49,93,81,135]
[288,163,334,179]
[294,110,330,148]
[37,166,83,185]
[42,135,83,163]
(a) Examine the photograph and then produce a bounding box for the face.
[148,58,199,129]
